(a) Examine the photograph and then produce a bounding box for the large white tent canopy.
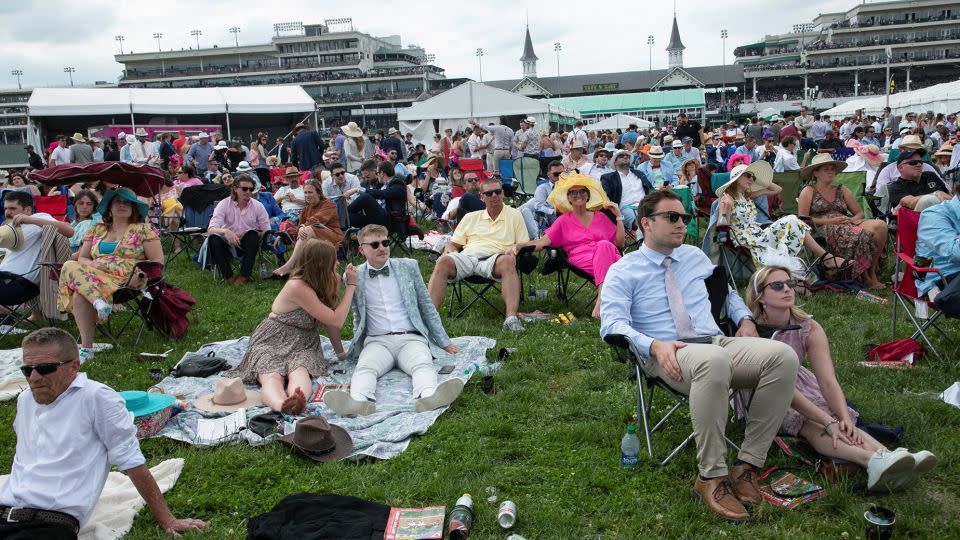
[821,80,960,118]
[582,114,654,131]
[397,82,579,145]
[27,86,316,116]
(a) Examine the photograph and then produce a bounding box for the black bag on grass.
[170,351,229,378]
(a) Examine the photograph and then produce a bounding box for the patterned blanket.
[155,335,495,460]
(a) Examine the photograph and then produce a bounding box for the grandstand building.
[0,89,31,167]
[735,0,960,114]
[114,21,460,130]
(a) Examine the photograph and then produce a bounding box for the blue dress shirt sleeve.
[599,260,655,363]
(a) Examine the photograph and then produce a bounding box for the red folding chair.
[890,207,957,363]
[34,195,69,222]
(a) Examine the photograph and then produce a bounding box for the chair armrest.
[897,253,946,281]
[603,333,630,349]
[756,323,802,339]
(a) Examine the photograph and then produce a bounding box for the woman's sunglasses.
[20,359,72,377]
[762,279,798,292]
[648,211,693,224]
[362,239,392,249]
[567,188,590,197]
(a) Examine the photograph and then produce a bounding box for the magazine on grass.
[383,506,446,540]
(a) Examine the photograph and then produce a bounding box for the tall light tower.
[476,48,484,82]
[647,35,655,73]
[153,32,165,75]
[64,66,75,87]
[229,26,240,47]
[191,29,204,71]
[721,29,729,113]
[554,42,562,77]
[11,70,23,90]
[115,35,125,54]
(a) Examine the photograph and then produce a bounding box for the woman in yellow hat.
[513,173,624,318]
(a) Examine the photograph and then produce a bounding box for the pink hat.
[854,143,884,166]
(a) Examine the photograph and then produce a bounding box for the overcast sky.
[1,0,844,89]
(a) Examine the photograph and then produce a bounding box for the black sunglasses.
[20,359,72,377]
[362,239,392,249]
[549,171,562,177]
[762,279,799,292]
[237,186,255,192]
[567,188,590,197]
[464,178,478,183]
[482,188,504,197]
[902,160,922,166]
[333,171,345,176]
[648,211,693,224]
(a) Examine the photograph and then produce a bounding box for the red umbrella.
[29,162,165,198]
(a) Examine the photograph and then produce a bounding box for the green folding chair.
[672,186,699,242]
[513,157,541,202]
[772,170,802,216]
[833,171,868,214]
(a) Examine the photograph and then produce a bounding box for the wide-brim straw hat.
[265,155,281,167]
[341,122,362,138]
[194,377,263,413]
[0,223,25,251]
[70,132,87,143]
[646,145,665,159]
[898,134,922,150]
[716,160,774,198]
[679,158,701,173]
[801,153,848,181]
[934,143,953,158]
[135,128,148,137]
[854,143,885,166]
[284,166,302,178]
[548,173,610,214]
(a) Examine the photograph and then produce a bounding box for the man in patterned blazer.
[324,224,463,415]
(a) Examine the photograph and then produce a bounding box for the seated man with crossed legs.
[599,190,799,523]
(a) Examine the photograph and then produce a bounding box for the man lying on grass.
[0,327,205,538]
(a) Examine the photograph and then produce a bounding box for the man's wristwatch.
[740,316,755,325]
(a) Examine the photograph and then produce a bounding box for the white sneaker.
[891,449,938,490]
[79,347,95,364]
[866,448,915,492]
[414,378,465,413]
[323,390,376,416]
[502,316,524,332]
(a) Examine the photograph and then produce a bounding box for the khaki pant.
[488,149,512,174]
[644,336,799,478]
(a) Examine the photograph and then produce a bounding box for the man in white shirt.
[566,120,589,151]
[322,162,361,229]
[324,225,463,416]
[581,148,613,180]
[0,328,205,538]
[129,128,159,166]
[466,127,482,159]
[1,191,72,285]
[48,136,71,166]
[274,167,307,221]
[900,112,918,132]
[794,106,815,134]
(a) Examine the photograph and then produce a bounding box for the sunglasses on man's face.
[482,188,504,197]
[464,178,478,183]
[333,171,345,176]
[362,239,392,249]
[648,211,693,224]
[902,160,922,166]
[762,279,798,292]
[20,359,72,377]
[237,186,255,192]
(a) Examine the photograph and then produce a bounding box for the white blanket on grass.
[0,458,184,540]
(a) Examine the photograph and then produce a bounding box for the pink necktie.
[663,257,698,339]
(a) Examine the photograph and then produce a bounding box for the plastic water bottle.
[621,425,640,468]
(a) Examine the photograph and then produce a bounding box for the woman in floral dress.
[59,187,163,363]
[718,160,845,276]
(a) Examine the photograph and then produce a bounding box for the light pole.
[554,42,562,77]
[11,70,23,90]
[115,35,125,54]
[229,27,242,70]
[153,32,165,76]
[191,29,204,71]
[476,48,483,82]
[721,29,728,113]
[64,66,75,87]
[647,36,654,73]
[884,46,892,108]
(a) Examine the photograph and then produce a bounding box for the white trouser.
[350,333,436,401]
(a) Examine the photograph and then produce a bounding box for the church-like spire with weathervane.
[666,9,685,69]
[520,23,539,78]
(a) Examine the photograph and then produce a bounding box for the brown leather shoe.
[694,476,750,522]
[730,463,762,506]
[233,276,250,285]
[224,276,237,285]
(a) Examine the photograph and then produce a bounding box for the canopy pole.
[226,104,232,140]
[129,103,136,138]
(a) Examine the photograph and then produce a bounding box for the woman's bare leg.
[273,228,314,276]
[799,419,885,468]
[592,281,604,319]
[72,292,97,348]
[284,366,313,415]
[258,372,290,413]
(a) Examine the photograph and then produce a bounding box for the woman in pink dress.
[514,173,624,318]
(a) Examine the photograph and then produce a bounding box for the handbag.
[170,351,229,378]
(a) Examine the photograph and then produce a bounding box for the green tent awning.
[542,89,704,115]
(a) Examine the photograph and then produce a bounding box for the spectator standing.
[49,136,71,166]
[68,133,94,164]
[291,123,327,173]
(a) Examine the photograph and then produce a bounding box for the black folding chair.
[541,246,597,310]
[96,261,166,347]
[0,272,42,339]
[447,247,537,318]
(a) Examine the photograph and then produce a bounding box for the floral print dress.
[58,223,159,312]
[809,186,876,276]
[729,197,811,268]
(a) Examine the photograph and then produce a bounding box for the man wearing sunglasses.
[600,150,653,230]
[600,190,799,523]
[347,161,407,231]
[324,224,463,416]
[428,178,530,332]
[887,148,950,211]
[518,161,563,239]
[581,147,613,180]
[0,328,206,538]
[207,174,270,285]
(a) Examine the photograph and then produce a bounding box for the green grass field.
[1,242,958,539]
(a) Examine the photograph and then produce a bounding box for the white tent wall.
[583,114,654,131]
[821,81,960,118]
[399,120,437,147]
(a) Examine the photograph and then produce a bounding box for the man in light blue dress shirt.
[599,190,799,523]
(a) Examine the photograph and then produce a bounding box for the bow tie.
[368,266,390,278]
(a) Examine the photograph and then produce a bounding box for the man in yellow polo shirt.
[428,178,530,331]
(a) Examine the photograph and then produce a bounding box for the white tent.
[582,114,653,131]
[397,82,579,145]
[822,80,960,118]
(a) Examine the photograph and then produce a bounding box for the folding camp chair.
[541,246,597,310]
[388,211,425,256]
[772,170,803,216]
[833,172,869,215]
[95,261,167,347]
[447,246,536,318]
[603,266,743,466]
[34,195,69,222]
[0,273,42,339]
[513,157,540,202]
[672,186,699,244]
[890,208,958,363]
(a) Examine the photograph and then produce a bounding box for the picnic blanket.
[0,343,113,401]
[155,335,495,460]
[0,458,183,540]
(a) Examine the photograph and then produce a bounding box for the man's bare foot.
[280,388,307,415]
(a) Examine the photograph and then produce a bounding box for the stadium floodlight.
[273,21,304,36]
[324,18,353,31]
[11,70,23,90]
[64,66,76,87]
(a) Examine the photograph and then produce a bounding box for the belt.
[378,331,421,337]
[494,148,510,151]
[679,336,716,344]
[0,506,79,534]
